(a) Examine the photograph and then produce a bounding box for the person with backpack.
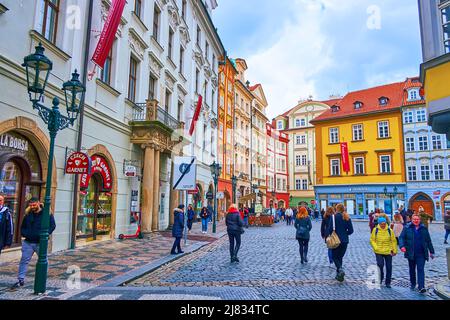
[326,203,354,282]
[0,195,13,256]
[200,207,210,234]
[399,214,435,293]
[370,217,398,288]
[295,207,312,264]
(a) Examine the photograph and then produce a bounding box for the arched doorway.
[278,200,285,209]
[0,132,43,247]
[207,184,214,208]
[442,193,450,216]
[193,183,203,211]
[409,193,435,218]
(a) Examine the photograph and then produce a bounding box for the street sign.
[206,191,214,200]
[173,156,197,190]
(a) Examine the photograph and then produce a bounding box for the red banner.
[340,142,350,173]
[189,95,203,136]
[80,155,113,191]
[91,0,126,68]
[65,152,91,175]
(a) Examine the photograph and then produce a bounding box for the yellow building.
[311,82,407,218]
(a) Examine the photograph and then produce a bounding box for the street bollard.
[447,247,450,281]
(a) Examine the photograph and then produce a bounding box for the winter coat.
[172,208,184,238]
[21,205,56,243]
[187,209,195,221]
[445,212,450,231]
[0,206,13,249]
[295,217,312,240]
[392,221,404,238]
[419,212,432,228]
[370,226,398,255]
[320,216,330,239]
[326,213,354,244]
[200,209,210,220]
[226,208,244,233]
[399,222,435,261]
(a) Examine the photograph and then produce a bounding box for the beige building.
[274,99,335,207]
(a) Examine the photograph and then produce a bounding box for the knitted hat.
[178,204,185,210]
[378,217,387,224]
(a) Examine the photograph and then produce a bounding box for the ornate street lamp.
[231,174,237,204]
[210,161,222,233]
[22,43,85,294]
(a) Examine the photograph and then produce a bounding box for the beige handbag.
[326,215,341,249]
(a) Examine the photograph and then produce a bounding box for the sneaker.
[336,270,345,282]
[444,241,448,244]
[419,288,426,294]
[234,256,239,263]
[10,280,24,289]
[170,251,177,255]
[177,251,184,254]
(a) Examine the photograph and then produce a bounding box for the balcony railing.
[131,100,181,130]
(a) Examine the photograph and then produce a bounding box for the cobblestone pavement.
[0,220,226,300]
[101,220,448,301]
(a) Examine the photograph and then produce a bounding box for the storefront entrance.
[0,131,43,247]
[409,193,434,218]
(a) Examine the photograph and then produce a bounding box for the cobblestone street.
[70,220,449,300]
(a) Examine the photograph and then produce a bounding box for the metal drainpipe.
[70,0,94,250]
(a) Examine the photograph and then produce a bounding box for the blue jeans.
[243,217,249,228]
[445,230,450,241]
[18,241,40,282]
[408,255,426,290]
[327,248,333,264]
[202,218,208,232]
[171,237,182,253]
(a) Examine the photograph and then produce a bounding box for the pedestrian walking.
[418,206,432,229]
[326,203,354,282]
[314,209,319,222]
[170,204,185,255]
[285,207,293,226]
[11,198,56,288]
[0,195,13,256]
[321,207,335,265]
[370,217,398,288]
[391,212,404,245]
[242,206,250,229]
[187,204,195,232]
[295,207,312,264]
[369,210,376,232]
[320,208,325,220]
[226,204,244,263]
[200,207,210,234]
[444,210,450,244]
[399,214,435,293]
[398,205,407,225]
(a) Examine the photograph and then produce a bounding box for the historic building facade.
[311,82,407,218]
[402,77,450,221]
[274,100,332,207]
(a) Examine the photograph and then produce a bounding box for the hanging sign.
[80,155,113,191]
[65,152,91,175]
[124,165,137,177]
[340,142,350,173]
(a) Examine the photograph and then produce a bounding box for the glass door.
[77,176,97,241]
[1,161,22,245]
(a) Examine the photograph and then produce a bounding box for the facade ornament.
[194,50,205,67]
[149,52,163,77]
[167,5,181,30]
[101,0,125,37]
[179,26,191,47]
[128,28,148,60]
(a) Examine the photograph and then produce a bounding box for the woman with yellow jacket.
[370,217,398,288]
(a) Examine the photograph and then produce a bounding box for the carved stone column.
[142,145,155,233]
[152,148,161,231]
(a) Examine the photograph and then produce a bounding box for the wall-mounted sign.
[80,155,113,191]
[65,152,91,174]
[0,133,29,152]
[206,191,214,200]
[124,165,137,177]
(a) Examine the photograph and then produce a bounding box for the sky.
[211,0,423,120]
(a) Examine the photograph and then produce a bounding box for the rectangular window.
[378,121,390,138]
[164,90,171,114]
[196,25,201,47]
[40,0,60,44]
[352,124,363,141]
[434,164,444,180]
[331,159,340,176]
[442,5,450,53]
[205,41,209,61]
[277,121,283,130]
[296,179,301,190]
[212,54,216,70]
[418,136,429,151]
[128,56,138,102]
[296,136,301,145]
[380,155,391,174]
[177,101,183,122]
[407,166,417,181]
[182,0,187,20]
[179,46,184,75]
[432,135,442,150]
[295,119,300,127]
[296,155,301,166]
[134,0,142,19]
[148,74,157,100]
[168,28,174,60]
[329,128,339,144]
[195,69,200,94]
[404,111,414,124]
[416,109,426,122]
[406,137,415,152]
[354,157,365,175]
[300,119,306,127]
[203,124,207,150]
[153,5,161,42]
[302,179,308,190]
[100,44,113,85]
[301,155,307,166]
[421,165,430,181]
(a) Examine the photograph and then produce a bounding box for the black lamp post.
[210,161,222,234]
[22,43,85,294]
[383,186,398,221]
[231,175,237,204]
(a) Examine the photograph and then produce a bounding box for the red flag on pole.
[91,0,126,68]
[340,142,350,173]
[189,95,203,136]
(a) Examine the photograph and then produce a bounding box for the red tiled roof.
[249,84,261,91]
[402,77,425,106]
[311,81,406,123]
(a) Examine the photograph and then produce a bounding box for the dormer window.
[379,97,389,106]
[408,89,420,101]
[354,101,363,109]
[331,105,340,113]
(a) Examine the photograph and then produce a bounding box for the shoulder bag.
[326,215,341,249]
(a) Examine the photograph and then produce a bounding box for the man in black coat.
[226,205,244,263]
[171,205,185,254]
[0,195,13,255]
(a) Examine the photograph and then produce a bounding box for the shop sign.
[433,191,441,196]
[65,152,91,174]
[340,142,350,173]
[206,191,214,200]
[188,187,199,195]
[80,155,113,191]
[124,165,137,177]
[0,133,29,152]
